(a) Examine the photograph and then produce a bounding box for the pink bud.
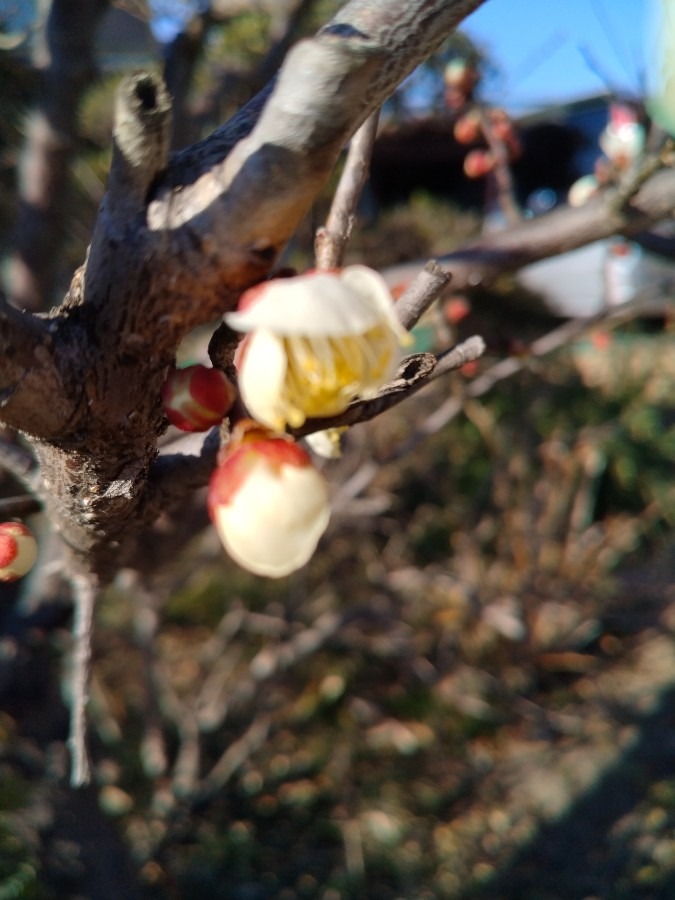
[161,365,236,432]
[208,423,330,578]
[463,149,494,179]
[454,111,482,145]
[0,522,37,582]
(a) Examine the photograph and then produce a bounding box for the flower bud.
[0,522,37,582]
[454,110,482,145]
[463,149,494,179]
[208,424,330,578]
[568,174,599,207]
[161,364,236,432]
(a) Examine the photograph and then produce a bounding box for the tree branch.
[394,259,452,329]
[385,166,675,293]
[0,297,78,439]
[104,72,173,233]
[293,336,486,436]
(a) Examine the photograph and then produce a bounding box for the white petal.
[237,330,288,430]
[304,428,344,459]
[213,458,330,578]
[340,265,409,339]
[226,270,385,336]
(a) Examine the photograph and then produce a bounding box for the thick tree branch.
[0,298,78,439]
[386,167,675,293]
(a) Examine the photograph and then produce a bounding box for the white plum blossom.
[208,423,330,578]
[226,266,409,431]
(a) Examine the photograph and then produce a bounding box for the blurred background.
[1,1,675,898]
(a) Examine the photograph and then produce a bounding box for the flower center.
[281,324,394,425]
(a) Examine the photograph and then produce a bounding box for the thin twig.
[196,715,273,804]
[398,287,669,457]
[394,259,452,330]
[68,570,98,787]
[132,577,168,779]
[315,111,380,270]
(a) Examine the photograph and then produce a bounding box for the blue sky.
[462,0,647,111]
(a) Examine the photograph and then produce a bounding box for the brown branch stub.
[432,335,486,379]
[106,72,173,232]
[394,259,452,330]
[0,496,41,517]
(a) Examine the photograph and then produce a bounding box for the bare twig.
[151,659,202,798]
[196,715,273,803]
[68,570,99,787]
[384,165,675,295]
[394,259,452,330]
[132,578,168,779]
[331,289,669,512]
[315,111,380,270]
[401,288,669,455]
